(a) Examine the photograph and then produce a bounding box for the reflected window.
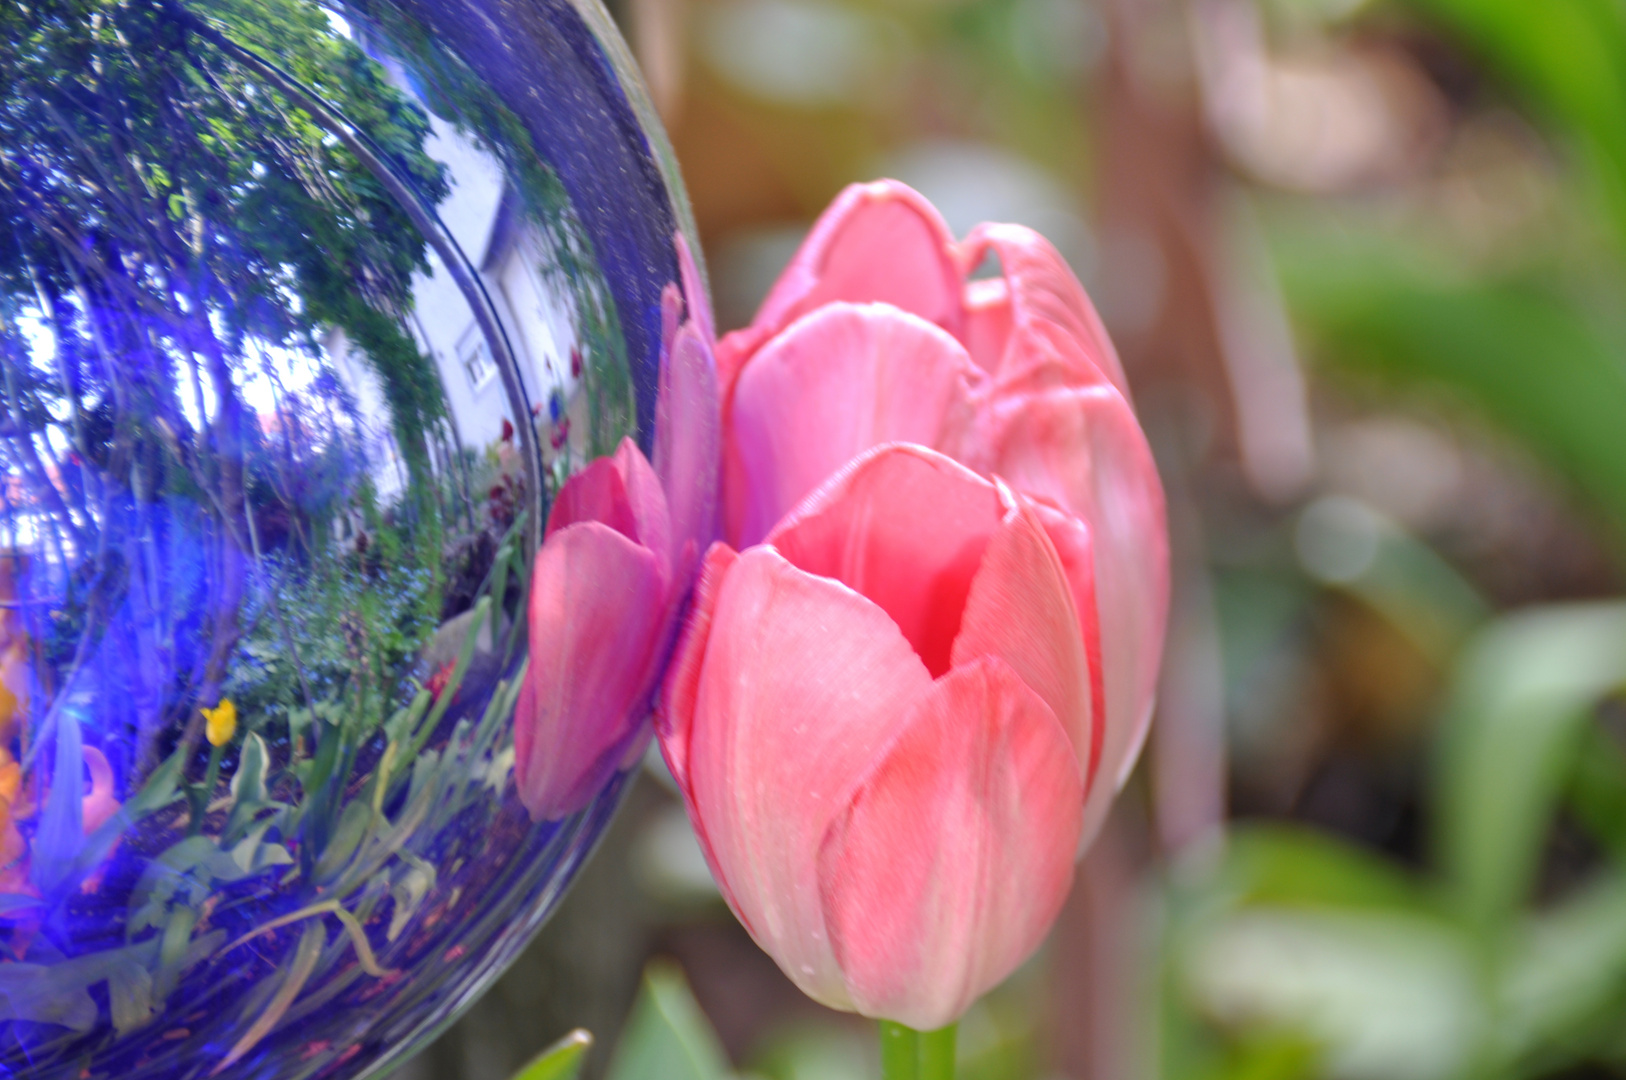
[458,327,497,389]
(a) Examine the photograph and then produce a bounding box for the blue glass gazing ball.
[0,0,710,1075]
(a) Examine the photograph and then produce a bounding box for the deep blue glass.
[0,0,709,1076]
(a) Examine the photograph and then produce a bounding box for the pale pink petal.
[951,489,1098,789]
[961,383,1169,837]
[818,656,1083,1029]
[768,444,1001,678]
[516,521,670,821]
[752,181,963,343]
[723,304,982,547]
[655,323,721,571]
[684,545,935,1012]
[675,230,715,346]
[957,223,1128,398]
[1023,498,1107,782]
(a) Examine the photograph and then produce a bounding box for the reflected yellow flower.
[203,699,238,747]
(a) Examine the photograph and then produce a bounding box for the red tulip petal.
[958,223,1128,398]
[769,444,1001,678]
[951,490,1098,789]
[964,383,1169,836]
[516,521,670,821]
[818,655,1084,1029]
[684,545,936,1012]
[723,303,982,547]
[656,322,721,570]
[754,180,963,343]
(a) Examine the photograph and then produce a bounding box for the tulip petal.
[1023,499,1107,778]
[962,277,1014,376]
[547,438,673,571]
[964,383,1169,842]
[683,545,935,1012]
[769,444,1001,678]
[675,229,715,346]
[752,180,963,344]
[818,656,1084,1030]
[657,542,738,795]
[516,521,670,821]
[958,223,1128,399]
[724,304,982,547]
[656,322,721,571]
[951,490,1098,789]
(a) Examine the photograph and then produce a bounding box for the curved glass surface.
[0,0,713,1076]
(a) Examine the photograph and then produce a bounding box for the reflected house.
[325,110,581,500]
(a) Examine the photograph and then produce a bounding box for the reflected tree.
[0,0,452,770]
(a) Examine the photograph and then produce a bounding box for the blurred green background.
[395,0,1626,1077]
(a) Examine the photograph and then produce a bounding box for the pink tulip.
[659,444,1096,1029]
[513,233,719,821]
[714,180,1167,840]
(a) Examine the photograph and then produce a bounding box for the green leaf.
[32,707,84,894]
[313,798,374,883]
[1567,724,1626,859]
[217,920,327,1073]
[1497,873,1626,1063]
[0,963,96,1032]
[1272,225,1626,549]
[1401,0,1626,255]
[1183,908,1480,1080]
[605,962,733,1080]
[224,732,272,842]
[510,1029,593,1080]
[386,853,436,942]
[105,957,156,1035]
[1435,603,1626,931]
[1221,825,1433,914]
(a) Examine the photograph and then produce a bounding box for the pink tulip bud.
[658,444,1097,1030]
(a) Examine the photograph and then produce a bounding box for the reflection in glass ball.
[0,1,713,1077]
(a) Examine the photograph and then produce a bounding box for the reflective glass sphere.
[0,1,712,1076]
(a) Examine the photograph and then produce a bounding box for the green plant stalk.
[880,1020,956,1080]
[188,741,226,836]
[880,1022,918,1080]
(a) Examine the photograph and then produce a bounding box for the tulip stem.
[919,1025,956,1079]
[879,1021,956,1080]
[880,1022,918,1080]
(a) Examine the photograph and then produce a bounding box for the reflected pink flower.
[514,438,673,821]
[659,445,1092,1029]
[513,232,719,821]
[715,181,1167,838]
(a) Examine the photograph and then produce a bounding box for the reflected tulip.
[514,234,719,821]
[715,180,1167,839]
[659,445,1095,1030]
[514,437,674,821]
